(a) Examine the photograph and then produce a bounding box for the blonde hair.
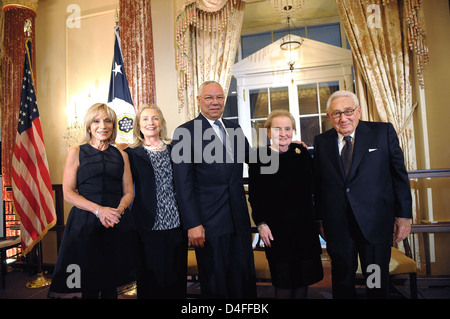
[264,109,296,131]
[83,103,117,144]
[131,104,170,148]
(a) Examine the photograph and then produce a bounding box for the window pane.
[269,87,289,112]
[298,83,318,115]
[321,115,334,132]
[224,95,238,118]
[319,81,340,113]
[226,118,239,125]
[224,76,238,118]
[251,120,268,147]
[300,117,320,146]
[250,89,268,119]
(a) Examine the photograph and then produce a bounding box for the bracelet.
[118,205,125,214]
[95,205,101,218]
[257,223,267,231]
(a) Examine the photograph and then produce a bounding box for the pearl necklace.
[143,140,166,151]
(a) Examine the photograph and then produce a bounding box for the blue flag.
[108,25,135,144]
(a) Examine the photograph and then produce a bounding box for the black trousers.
[135,227,187,299]
[195,232,257,299]
[326,208,392,299]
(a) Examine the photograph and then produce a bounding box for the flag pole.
[21,19,52,289]
[112,8,120,111]
[113,8,137,296]
[112,9,119,110]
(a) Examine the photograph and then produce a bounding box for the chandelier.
[63,102,84,149]
[279,6,303,71]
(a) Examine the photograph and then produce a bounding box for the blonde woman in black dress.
[49,103,135,299]
[248,110,323,299]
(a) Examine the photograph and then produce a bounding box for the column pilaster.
[119,0,156,110]
[1,0,38,195]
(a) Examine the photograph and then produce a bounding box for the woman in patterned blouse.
[121,104,187,299]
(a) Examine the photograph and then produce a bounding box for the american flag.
[11,38,56,255]
[108,25,135,144]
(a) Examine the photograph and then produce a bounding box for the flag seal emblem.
[118,114,134,135]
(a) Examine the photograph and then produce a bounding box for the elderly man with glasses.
[313,90,412,299]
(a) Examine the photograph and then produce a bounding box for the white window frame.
[236,71,352,147]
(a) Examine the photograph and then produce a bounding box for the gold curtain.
[336,0,430,265]
[175,0,246,120]
[336,0,420,173]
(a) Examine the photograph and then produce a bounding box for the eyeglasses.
[330,107,357,119]
[201,95,225,103]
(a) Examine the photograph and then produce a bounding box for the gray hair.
[264,109,296,132]
[326,90,359,112]
[198,80,223,96]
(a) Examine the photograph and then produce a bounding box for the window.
[223,76,239,124]
[248,86,289,147]
[232,23,353,150]
[238,81,340,148]
[297,81,339,146]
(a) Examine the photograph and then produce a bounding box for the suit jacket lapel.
[197,113,216,147]
[135,146,152,165]
[199,113,235,165]
[222,119,236,161]
[348,121,371,179]
[324,129,346,181]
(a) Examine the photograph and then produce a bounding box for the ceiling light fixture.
[279,5,303,71]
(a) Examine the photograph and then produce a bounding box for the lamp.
[279,7,303,71]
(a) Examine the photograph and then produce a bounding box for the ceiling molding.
[242,0,339,34]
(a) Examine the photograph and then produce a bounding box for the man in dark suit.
[172,81,256,298]
[313,90,412,299]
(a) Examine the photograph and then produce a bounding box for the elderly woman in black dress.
[248,110,323,299]
[122,104,187,299]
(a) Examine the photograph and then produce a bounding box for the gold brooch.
[295,148,301,154]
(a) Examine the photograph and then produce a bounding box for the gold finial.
[24,19,32,37]
[115,8,119,25]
